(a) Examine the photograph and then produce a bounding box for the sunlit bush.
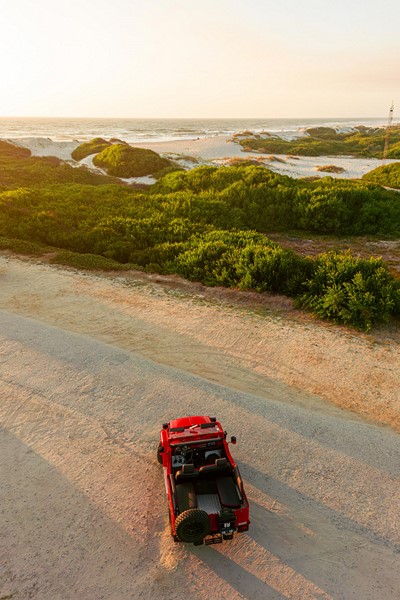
[93,144,173,177]
[297,251,400,330]
[71,138,112,161]
[362,162,400,189]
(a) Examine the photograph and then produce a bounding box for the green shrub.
[293,179,400,235]
[152,165,185,179]
[71,138,112,161]
[236,245,313,295]
[173,229,311,293]
[362,162,400,189]
[305,127,338,139]
[93,144,173,177]
[174,230,269,285]
[387,142,400,159]
[297,251,399,330]
[316,165,346,173]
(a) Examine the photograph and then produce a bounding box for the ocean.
[0,116,389,143]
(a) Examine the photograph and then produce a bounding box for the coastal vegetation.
[93,144,173,177]
[0,140,120,188]
[71,138,182,178]
[362,162,400,189]
[316,165,346,174]
[71,137,112,161]
[235,126,400,158]
[0,140,399,330]
[92,143,175,177]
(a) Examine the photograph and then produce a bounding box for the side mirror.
[231,436,237,444]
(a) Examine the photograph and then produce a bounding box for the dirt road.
[0,256,399,599]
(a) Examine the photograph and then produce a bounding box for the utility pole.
[383,101,394,165]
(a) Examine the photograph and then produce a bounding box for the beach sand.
[133,135,399,180]
[1,254,399,599]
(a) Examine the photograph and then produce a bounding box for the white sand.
[120,175,157,185]
[0,255,399,599]
[134,135,399,180]
[134,134,245,160]
[11,137,80,161]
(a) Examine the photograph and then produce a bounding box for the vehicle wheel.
[157,442,163,464]
[175,509,210,544]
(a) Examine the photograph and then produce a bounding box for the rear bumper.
[174,526,249,545]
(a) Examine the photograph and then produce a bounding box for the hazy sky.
[1,0,399,118]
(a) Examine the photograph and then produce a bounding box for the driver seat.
[175,463,199,483]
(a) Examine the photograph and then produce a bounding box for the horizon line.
[0,115,389,121]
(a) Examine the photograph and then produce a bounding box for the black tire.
[157,442,163,464]
[175,509,210,544]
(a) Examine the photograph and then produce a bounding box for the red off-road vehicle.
[157,415,250,545]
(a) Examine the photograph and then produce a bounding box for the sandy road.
[0,256,399,599]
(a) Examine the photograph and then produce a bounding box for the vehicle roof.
[166,415,223,443]
[169,415,211,429]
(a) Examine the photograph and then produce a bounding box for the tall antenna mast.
[383,101,394,164]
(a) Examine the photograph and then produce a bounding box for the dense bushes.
[292,179,400,235]
[93,144,173,177]
[1,162,399,244]
[174,232,399,330]
[173,230,312,295]
[362,162,400,189]
[2,145,399,237]
[297,252,400,331]
[0,153,399,329]
[155,166,400,236]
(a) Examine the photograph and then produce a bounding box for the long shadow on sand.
[191,543,287,600]
[188,461,399,600]
[235,461,400,599]
[240,461,399,552]
[0,426,204,600]
[1,310,398,479]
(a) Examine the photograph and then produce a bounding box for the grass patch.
[49,251,134,270]
[0,236,50,255]
[362,162,400,189]
[0,140,31,158]
[316,165,346,173]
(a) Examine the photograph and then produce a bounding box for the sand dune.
[8,134,398,180]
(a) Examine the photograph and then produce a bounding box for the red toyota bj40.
[157,415,250,545]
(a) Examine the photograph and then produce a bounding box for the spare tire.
[175,509,210,543]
